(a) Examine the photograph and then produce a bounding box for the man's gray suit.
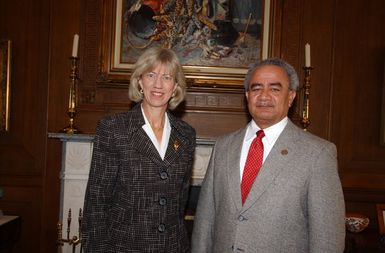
[191,120,345,253]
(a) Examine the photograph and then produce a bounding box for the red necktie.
[241,130,265,204]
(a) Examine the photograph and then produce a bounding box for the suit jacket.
[191,120,345,253]
[82,103,196,253]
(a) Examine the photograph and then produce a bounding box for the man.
[191,58,345,253]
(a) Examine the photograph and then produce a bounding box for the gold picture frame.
[0,39,11,132]
[377,204,385,234]
[99,0,273,88]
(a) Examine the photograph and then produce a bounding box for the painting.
[0,40,11,132]
[106,0,271,87]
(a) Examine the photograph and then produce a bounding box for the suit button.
[158,224,166,233]
[159,197,167,206]
[238,215,247,221]
[160,171,168,180]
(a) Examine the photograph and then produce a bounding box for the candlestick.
[72,34,79,58]
[61,56,81,134]
[305,43,311,67]
[301,66,313,131]
[57,208,83,252]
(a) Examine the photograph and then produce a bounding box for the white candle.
[305,43,311,67]
[72,34,79,57]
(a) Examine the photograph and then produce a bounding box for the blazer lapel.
[242,121,298,210]
[163,129,188,166]
[132,111,191,168]
[132,127,165,165]
[128,103,166,167]
[227,129,247,211]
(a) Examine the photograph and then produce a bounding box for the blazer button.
[158,223,166,233]
[238,215,247,221]
[160,171,169,180]
[159,197,167,206]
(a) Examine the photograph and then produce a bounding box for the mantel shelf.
[48,132,94,142]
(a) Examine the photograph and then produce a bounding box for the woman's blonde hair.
[129,47,186,110]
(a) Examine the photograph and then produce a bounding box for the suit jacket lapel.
[163,127,188,166]
[128,103,166,167]
[242,121,299,210]
[131,127,163,162]
[131,109,190,168]
[227,129,247,211]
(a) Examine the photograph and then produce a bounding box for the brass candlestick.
[301,66,313,131]
[57,208,83,253]
[61,57,80,134]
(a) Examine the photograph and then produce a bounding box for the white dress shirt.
[239,117,288,180]
[141,106,171,160]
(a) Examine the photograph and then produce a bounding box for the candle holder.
[61,57,80,134]
[57,208,83,253]
[301,66,313,131]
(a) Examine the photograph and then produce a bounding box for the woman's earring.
[172,91,176,97]
[140,88,144,94]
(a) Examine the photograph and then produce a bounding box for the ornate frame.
[0,39,11,132]
[98,0,275,88]
[377,204,385,234]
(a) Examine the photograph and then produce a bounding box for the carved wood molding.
[185,89,246,111]
[78,0,101,106]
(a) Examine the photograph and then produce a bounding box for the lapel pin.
[281,149,288,155]
[174,140,180,151]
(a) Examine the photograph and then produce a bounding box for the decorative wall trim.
[0,39,11,132]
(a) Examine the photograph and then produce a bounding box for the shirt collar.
[140,104,171,132]
[245,117,288,144]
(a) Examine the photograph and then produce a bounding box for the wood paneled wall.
[331,0,385,228]
[0,0,50,252]
[0,0,384,252]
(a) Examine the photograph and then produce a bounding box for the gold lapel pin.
[281,149,288,155]
[174,140,180,151]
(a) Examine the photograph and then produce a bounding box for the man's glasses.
[142,72,174,83]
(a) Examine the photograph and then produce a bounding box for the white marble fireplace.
[49,133,214,253]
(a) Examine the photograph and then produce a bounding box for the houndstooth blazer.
[81,103,196,253]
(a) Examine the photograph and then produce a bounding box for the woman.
[81,47,196,253]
